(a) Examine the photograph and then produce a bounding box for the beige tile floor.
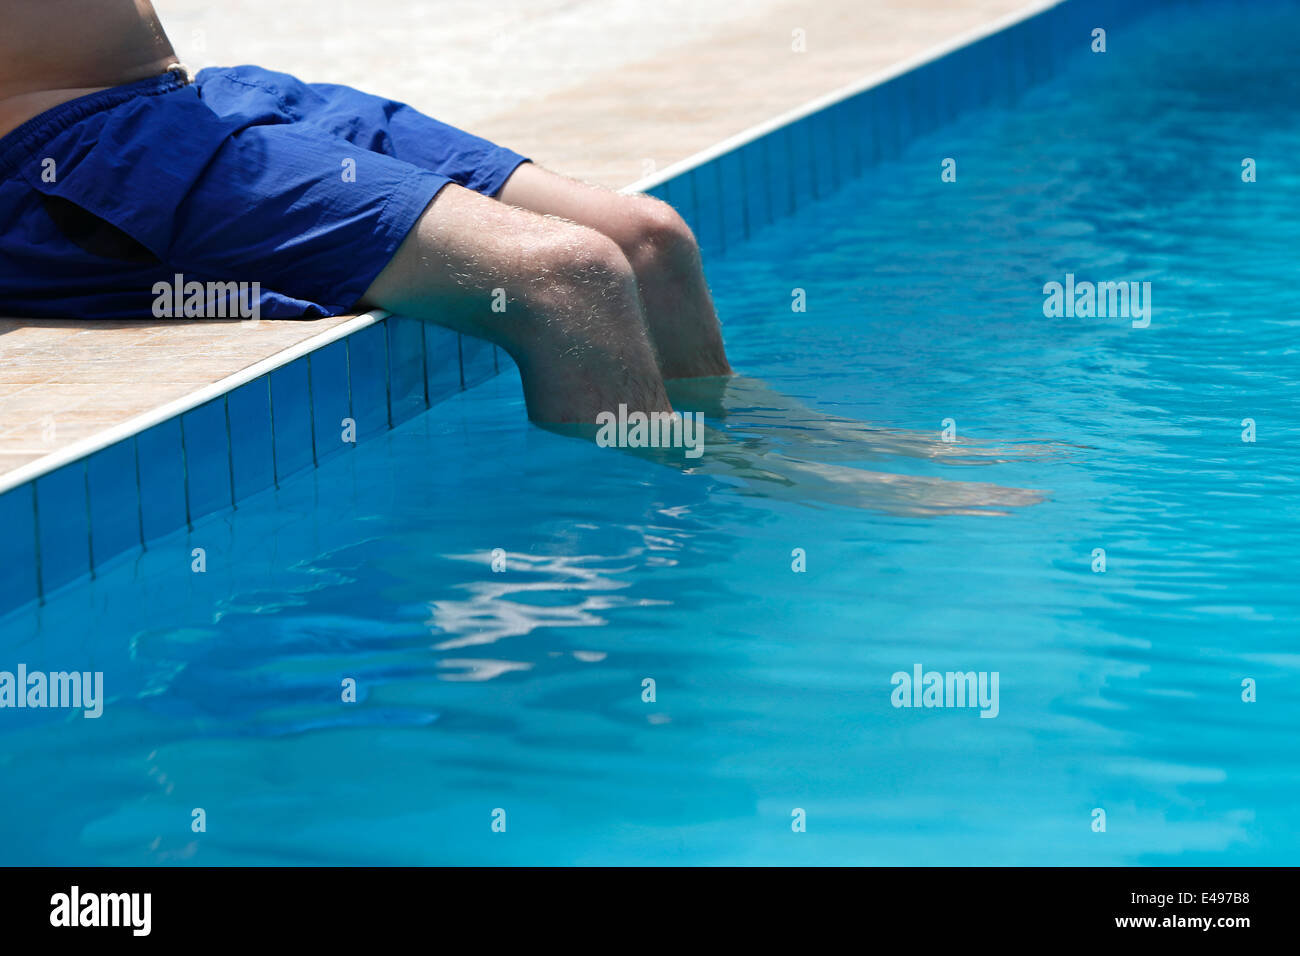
[0,0,1030,484]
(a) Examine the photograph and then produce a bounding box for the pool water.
[3,2,1298,865]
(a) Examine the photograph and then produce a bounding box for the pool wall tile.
[947,44,972,113]
[1011,20,1034,96]
[227,378,276,501]
[889,78,909,158]
[387,317,427,426]
[809,109,833,200]
[933,54,954,125]
[717,151,747,249]
[33,463,90,596]
[768,126,795,221]
[181,399,232,524]
[1027,18,1051,86]
[906,67,933,142]
[829,100,858,188]
[87,439,141,571]
[896,74,916,149]
[973,48,994,108]
[347,323,389,439]
[460,333,496,391]
[270,359,314,482]
[0,485,38,613]
[940,49,965,121]
[309,340,352,463]
[789,115,815,211]
[738,138,771,237]
[425,324,462,403]
[691,164,724,259]
[880,84,899,159]
[851,92,877,168]
[135,419,187,543]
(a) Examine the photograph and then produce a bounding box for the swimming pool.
[2,0,1298,865]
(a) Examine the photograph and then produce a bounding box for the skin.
[1,0,1045,513]
[359,169,734,424]
[0,1,179,139]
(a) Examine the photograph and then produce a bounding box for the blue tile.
[0,483,39,615]
[270,359,314,482]
[931,60,950,128]
[956,50,976,114]
[928,55,948,126]
[34,462,90,595]
[1037,10,1057,65]
[1009,20,1033,96]
[849,92,876,170]
[691,163,725,260]
[961,39,992,110]
[1027,13,1053,86]
[227,377,275,501]
[347,323,389,438]
[1046,5,1071,69]
[136,418,187,543]
[717,150,747,249]
[1001,29,1022,104]
[907,74,923,148]
[387,317,427,425]
[739,138,771,235]
[901,67,924,139]
[933,53,958,125]
[460,333,495,390]
[309,339,351,463]
[895,73,916,147]
[947,45,971,113]
[424,323,461,404]
[182,398,232,523]
[810,109,836,199]
[768,125,796,220]
[1021,21,1039,93]
[1057,6,1080,63]
[86,439,140,570]
[788,117,815,211]
[869,84,897,162]
[830,99,858,187]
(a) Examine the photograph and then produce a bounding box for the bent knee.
[617,197,699,269]
[528,223,638,299]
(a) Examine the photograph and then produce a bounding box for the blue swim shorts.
[0,65,529,319]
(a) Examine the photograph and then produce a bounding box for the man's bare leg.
[359,184,1042,515]
[497,163,731,380]
[360,183,670,424]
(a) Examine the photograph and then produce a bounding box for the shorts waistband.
[0,70,191,174]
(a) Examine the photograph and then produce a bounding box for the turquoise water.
[2,2,1298,865]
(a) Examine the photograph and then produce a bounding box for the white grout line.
[620,0,1065,195]
[1,0,1065,496]
[0,310,388,496]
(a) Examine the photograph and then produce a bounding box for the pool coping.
[621,0,1065,197]
[0,313,385,497]
[1,0,1143,619]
